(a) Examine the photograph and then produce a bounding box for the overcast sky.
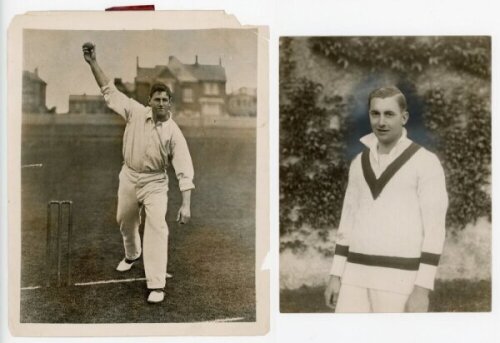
[23,29,258,113]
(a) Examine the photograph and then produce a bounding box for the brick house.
[132,55,227,117]
[67,55,227,116]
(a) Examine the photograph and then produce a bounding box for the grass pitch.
[20,124,256,323]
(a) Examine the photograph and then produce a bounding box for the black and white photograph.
[280,36,491,313]
[3,2,500,343]
[8,11,269,336]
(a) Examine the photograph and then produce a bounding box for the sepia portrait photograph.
[279,36,491,313]
[8,11,269,336]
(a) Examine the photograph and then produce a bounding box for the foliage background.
[279,36,491,290]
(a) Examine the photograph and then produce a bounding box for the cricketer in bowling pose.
[82,42,194,303]
[324,87,448,313]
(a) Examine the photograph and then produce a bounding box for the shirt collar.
[360,128,411,159]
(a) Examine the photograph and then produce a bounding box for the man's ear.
[402,111,409,125]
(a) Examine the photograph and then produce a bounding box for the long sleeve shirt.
[101,81,195,192]
[329,130,448,294]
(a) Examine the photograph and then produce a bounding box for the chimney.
[219,57,222,66]
[34,67,38,76]
[168,56,174,64]
[136,56,139,69]
[195,55,199,65]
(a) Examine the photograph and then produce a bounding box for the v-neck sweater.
[329,131,448,294]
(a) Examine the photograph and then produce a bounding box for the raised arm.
[82,42,109,88]
[82,42,145,119]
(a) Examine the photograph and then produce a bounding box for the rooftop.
[23,69,46,84]
[136,56,226,83]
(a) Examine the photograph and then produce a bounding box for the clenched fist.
[82,42,96,64]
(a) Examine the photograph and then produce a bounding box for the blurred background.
[279,36,491,312]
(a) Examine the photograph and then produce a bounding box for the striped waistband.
[347,252,420,271]
[334,244,440,270]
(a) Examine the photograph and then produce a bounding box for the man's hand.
[82,42,96,64]
[324,275,341,310]
[406,285,430,312]
[177,189,192,225]
[176,204,191,224]
[82,42,109,88]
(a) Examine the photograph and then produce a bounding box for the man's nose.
[378,115,386,126]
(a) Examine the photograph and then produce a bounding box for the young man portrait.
[324,86,448,313]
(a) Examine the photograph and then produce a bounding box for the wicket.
[46,200,73,287]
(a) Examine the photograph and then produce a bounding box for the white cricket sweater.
[329,130,448,294]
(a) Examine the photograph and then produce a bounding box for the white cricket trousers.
[335,283,409,313]
[117,165,169,289]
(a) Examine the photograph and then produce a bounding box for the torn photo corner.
[7,11,269,337]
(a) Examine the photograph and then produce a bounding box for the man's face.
[149,91,171,122]
[369,95,408,148]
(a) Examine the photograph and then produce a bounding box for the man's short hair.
[368,86,407,111]
[149,82,172,99]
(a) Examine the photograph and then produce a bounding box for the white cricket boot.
[116,256,140,272]
[147,290,165,303]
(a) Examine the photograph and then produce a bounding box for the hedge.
[280,37,491,251]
